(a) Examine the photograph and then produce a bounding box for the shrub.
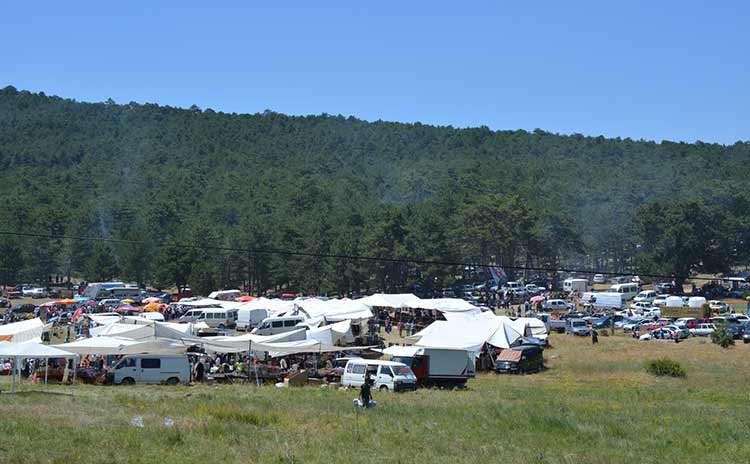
[644,359,686,378]
[711,325,735,348]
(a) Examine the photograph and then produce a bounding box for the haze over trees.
[0,86,748,294]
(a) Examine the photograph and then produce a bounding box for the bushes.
[644,359,686,378]
[711,325,735,348]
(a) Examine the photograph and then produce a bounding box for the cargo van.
[197,308,236,329]
[110,355,190,385]
[609,283,639,301]
[251,315,306,336]
[236,307,269,331]
[581,292,626,310]
[342,359,417,392]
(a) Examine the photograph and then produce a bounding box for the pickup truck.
[536,313,567,333]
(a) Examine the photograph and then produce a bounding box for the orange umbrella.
[237,295,255,302]
[143,302,162,312]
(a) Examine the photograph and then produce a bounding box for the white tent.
[410,312,524,353]
[358,293,423,309]
[509,317,549,340]
[296,299,373,323]
[417,298,482,314]
[53,337,186,356]
[0,341,77,391]
[306,320,354,345]
[0,318,48,343]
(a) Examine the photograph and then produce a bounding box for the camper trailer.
[563,278,590,294]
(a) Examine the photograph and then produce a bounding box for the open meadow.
[2,333,750,464]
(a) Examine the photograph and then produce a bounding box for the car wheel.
[166,377,179,386]
[218,324,225,329]
[379,385,388,392]
[121,377,135,385]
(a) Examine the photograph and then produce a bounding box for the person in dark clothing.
[194,360,205,382]
[591,329,599,344]
[359,375,373,408]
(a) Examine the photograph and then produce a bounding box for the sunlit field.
[2,333,749,463]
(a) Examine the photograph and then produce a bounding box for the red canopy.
[237,295,255,302]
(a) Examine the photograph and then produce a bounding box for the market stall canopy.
[296,299,373,323]
[238,297,296,316]
[142,297,161,304]
[236,295,255,302]
[0,341,75,359]
[55,298,78,305]
[358,293,423,309]
[381,345,422,357]
[0,318,48,343]
[53,336,185,355]
[411,312,524,353]
[416,298,482,314]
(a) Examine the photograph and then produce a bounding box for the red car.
[4,288,22,299]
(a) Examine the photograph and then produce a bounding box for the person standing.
[591,329,599,344]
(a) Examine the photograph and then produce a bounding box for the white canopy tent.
[52,336,186,356]
[0,341,77,391]
[409,312,525,354]
[296,299,373,323]
[358,293,423,309]
[0,318,48,343]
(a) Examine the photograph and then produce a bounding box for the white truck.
[387,346,476,388]
[581,292,626,310]
[236,307,269,331]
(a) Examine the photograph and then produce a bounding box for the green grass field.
[2,333,750,463]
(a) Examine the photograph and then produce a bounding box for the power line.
[0,230,741,283]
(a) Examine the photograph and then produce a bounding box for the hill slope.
[0,86,748,293]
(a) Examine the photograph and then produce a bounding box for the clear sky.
[2,1,748,144]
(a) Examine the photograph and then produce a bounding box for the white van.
[236,308,269,331]
[197,308,237,329]
[563,278,590,294]
[251,315,306,336]
[342,359,417,392]
[179,308,205,323]
[634,290,657,304]
[111,355,190,385]
[609,283,639,301]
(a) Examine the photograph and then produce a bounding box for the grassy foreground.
[2,334,750,464]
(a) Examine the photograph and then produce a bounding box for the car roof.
[347,359,407,367]
[512,344,543,352]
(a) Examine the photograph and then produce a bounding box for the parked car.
[690,323,716,337]
[725,323,745,340]
[108,355,190,385]
[622,317,646,332]
[593,274,606,284]
[495,345,544,374]
[0,297,10,308]
[708,300,730,313]
[592,314,625,329]
[652,295,670,307]
[650,327,677,340]
[663,324,690,339]
[742,324,750,344]
[630,301,655,313]
[565,318,591,336]
[655,283,676,294]
[543,299,573,312]
[634,291,657,304]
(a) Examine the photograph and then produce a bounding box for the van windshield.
[392,366,414,376]
[573,321,586,327]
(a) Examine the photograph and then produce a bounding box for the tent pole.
[44,356,48,388]
[11,357,16,393]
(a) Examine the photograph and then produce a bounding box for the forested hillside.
[0,86,748,294]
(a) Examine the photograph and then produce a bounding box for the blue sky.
[2,1,748,144]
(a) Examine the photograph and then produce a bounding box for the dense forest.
[0,86,748,294]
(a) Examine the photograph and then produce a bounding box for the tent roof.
[358,293,423,309]
[0,341,75,358]
[0,318,47,343]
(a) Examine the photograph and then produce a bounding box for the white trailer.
[563,278,590,294]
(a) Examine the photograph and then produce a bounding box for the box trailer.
[388,346,475,387]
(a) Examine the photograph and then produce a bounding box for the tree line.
[0,86,748,294]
